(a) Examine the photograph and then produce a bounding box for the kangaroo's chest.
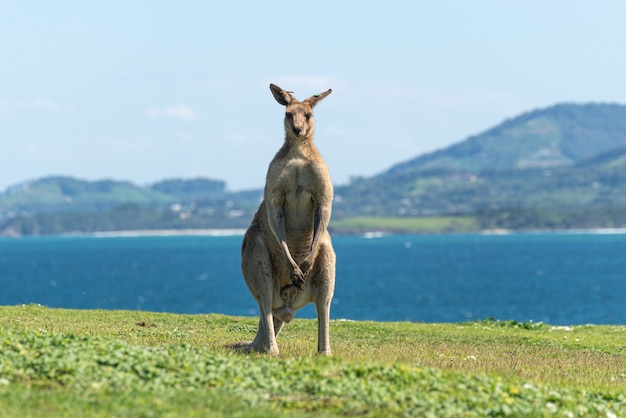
[274,158,316,225]
[278,158,317,196]
[284,167,315,209]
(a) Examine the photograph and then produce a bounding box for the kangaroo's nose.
[293,127,302,136]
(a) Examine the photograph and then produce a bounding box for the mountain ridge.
[385,102,626,175]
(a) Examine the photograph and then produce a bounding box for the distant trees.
[0,202,253,236]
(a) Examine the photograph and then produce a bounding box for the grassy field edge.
[329,215,479,234]
[1,305,625,417]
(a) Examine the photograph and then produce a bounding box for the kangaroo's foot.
[227,340,279,356]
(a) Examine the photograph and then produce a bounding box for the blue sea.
[1,231,625,325]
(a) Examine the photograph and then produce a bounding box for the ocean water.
[1,231,625,325]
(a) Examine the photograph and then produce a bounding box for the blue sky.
[1,1,625,192]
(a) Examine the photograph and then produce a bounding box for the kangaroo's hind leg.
[241,231,280,355]
[311,240,336,355]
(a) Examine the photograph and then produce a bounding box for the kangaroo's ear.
[304,89,332,108]
[270,84,296,106]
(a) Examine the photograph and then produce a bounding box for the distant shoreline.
[482,227,626,236]
[2,227,626,239]
[68,227,626,238]
[62,229,247,238]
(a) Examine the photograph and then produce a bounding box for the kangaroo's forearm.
[301,204,330,266]
[267,205,300,270]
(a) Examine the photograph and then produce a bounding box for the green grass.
[330,216,478,234]
[1,305,625,417]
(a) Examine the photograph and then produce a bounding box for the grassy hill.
[0,176,228,213]
[386,103,626,174]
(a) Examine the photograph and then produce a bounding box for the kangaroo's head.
[270,83,332,141]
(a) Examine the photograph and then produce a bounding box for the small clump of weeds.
[472,317,544,330]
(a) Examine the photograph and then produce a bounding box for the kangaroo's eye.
[286,112,293,119]
[305,113,312,120]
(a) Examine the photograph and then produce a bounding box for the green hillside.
[333,150,626,231]
[0,176,228,213]
[387,103,626,174]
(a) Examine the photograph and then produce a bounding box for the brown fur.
[238,83,335,355]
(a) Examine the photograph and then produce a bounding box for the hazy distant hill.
[2,103,626,236]
[387,103,626,174]
[0,176,228,214]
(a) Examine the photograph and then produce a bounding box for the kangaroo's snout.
[286,114,308,138]
[286,114,309,138]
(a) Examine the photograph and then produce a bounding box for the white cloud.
[0,98,63,113]
[29,98,62,111]
[145,105,200,121]
[145,108,160,119]
[165,105,200,121]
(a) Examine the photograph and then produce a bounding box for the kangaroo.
[238,83,336,355]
